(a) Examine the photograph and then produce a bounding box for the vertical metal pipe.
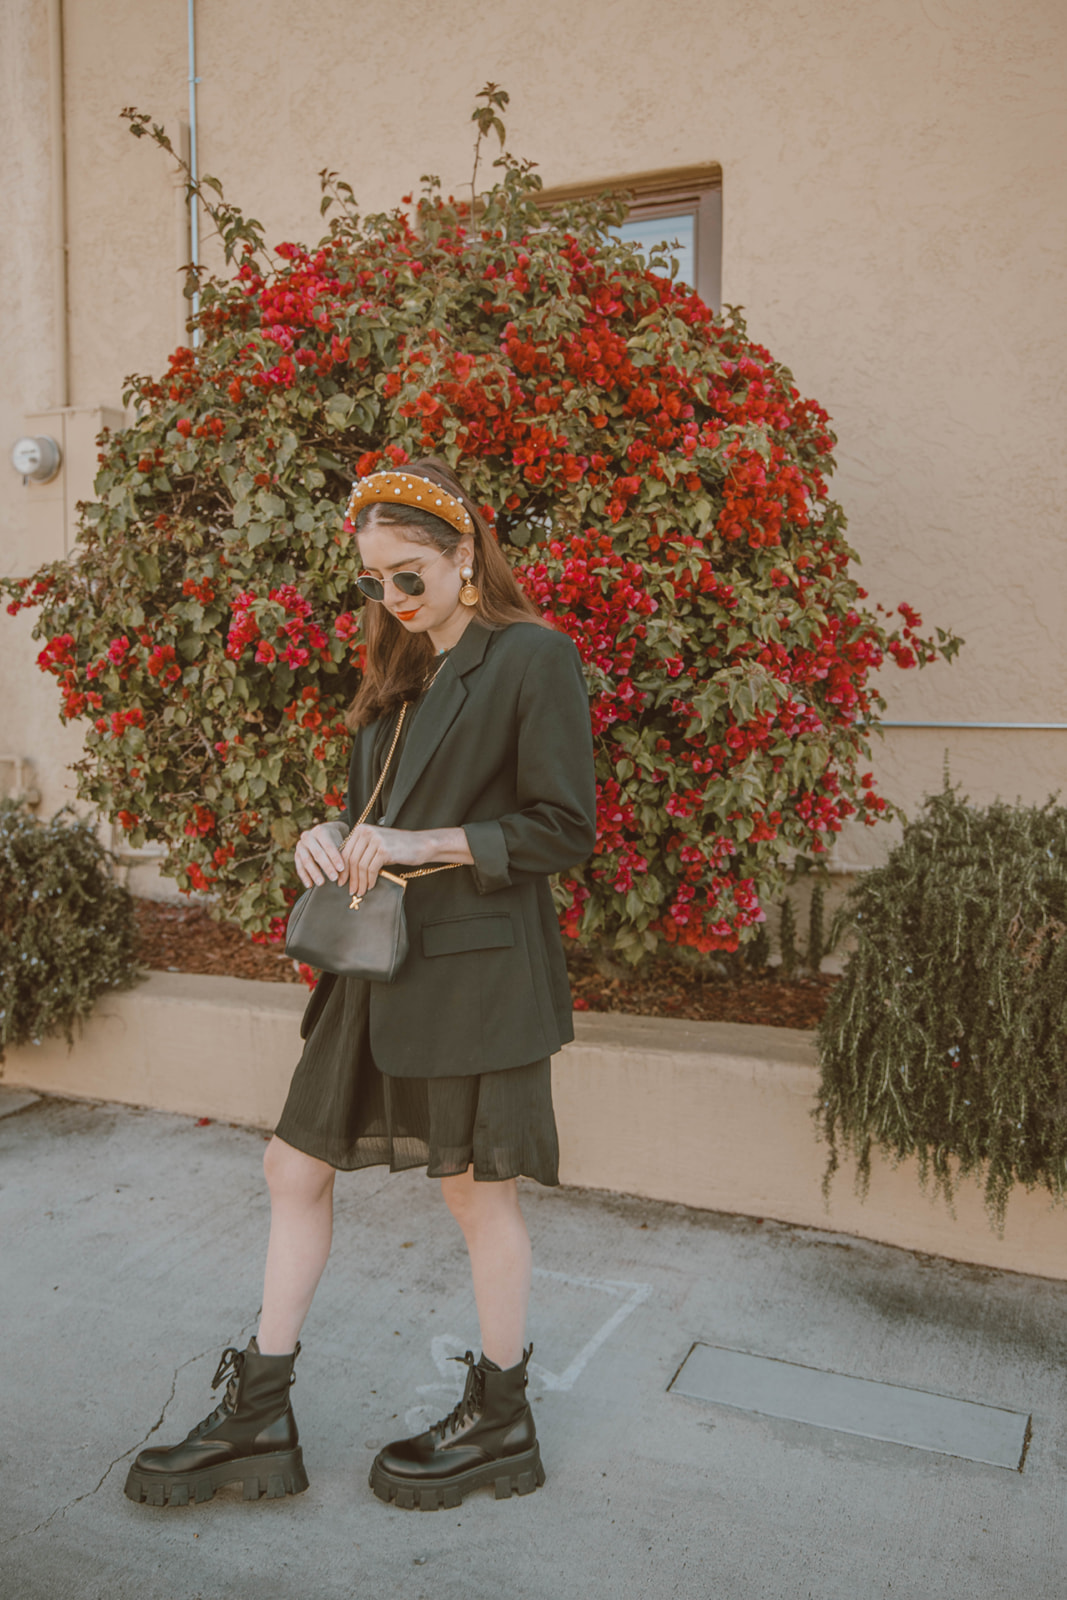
[187,0,201,345]
[47,0,68,405]
[175,121,192,343]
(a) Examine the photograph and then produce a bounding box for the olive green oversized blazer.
[297,618,597,1077]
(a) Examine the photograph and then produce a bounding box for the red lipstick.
[396,609,420,622]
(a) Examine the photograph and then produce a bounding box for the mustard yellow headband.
[345,471,474,538]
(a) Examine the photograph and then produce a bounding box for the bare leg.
[257,1135,337,1355]
[440,1170,532,1369]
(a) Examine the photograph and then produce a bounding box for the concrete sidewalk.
[1,1086,1066,1600]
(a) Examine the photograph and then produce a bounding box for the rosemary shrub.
[807,883,825,973]
[816,784,1067,1229]
[0,799,143,1063]
[779,898,798,978]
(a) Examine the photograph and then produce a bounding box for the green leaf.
[323,393,356,430]
[136,553,161,589]
[353,398,380,433]
[270,816,299,847]
[625,889,647,922]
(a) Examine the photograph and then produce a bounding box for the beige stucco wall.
[4,977,1065,1280]
[1,0,1064,849]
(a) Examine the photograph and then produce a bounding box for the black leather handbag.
[284,701,458,981]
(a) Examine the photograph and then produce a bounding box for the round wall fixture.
[11,436,62,484]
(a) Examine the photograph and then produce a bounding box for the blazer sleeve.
[462,631,597,894]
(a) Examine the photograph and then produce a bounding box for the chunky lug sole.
[369,1444,545,1510]
[123,1447,308,1507]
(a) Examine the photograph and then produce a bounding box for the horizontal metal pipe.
[863,722,1067,731]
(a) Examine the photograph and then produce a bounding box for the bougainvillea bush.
[2,99,960,969]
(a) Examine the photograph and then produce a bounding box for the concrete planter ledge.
[3,971,1064,1280]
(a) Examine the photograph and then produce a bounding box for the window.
[535,163,722,311]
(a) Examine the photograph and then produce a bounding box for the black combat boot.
[369,1343,544,1510]
[123,1337,308,1507]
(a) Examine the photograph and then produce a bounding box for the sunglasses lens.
[356,569,428,600]
[394,572,426,597]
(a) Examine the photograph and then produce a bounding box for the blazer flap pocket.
[422,914,516,958]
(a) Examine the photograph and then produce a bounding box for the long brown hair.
[344,457,550,729]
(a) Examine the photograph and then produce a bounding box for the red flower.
[184,804,216,838]
[147,644,177,678]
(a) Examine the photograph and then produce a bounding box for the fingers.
[295,825,347,889]
[305,824,399,896]
[343,832,383,899]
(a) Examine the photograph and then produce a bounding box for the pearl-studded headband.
[345,471,474,539]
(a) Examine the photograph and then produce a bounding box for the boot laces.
[210,1345,245,1410]
[432,1351,485,1439]
[177,1346,245,1441]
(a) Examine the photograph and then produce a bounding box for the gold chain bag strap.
[284,701,459,980]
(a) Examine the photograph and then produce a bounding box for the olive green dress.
[274,680,561,1185]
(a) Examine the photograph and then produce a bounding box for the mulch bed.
[565,948,835,1031]
[132,897,835,1031]
[133,898,305,986]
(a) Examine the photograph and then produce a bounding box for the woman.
[124,458,597,1511]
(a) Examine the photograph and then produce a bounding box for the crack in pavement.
[0,1310,261,1547]
[0,1096,44,1123]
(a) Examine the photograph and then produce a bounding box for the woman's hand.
[339,825,425,899]
[294,822,348,889]
[296,823,473,896]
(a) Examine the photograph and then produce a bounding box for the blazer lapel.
[380,620,492,825]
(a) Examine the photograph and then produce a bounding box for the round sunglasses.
[355,548,447,602]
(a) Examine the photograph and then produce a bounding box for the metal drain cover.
[670,1343,1031,1469]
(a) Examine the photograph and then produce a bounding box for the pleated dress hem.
[272,1116,559,1185]
[273,971,561,1188]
